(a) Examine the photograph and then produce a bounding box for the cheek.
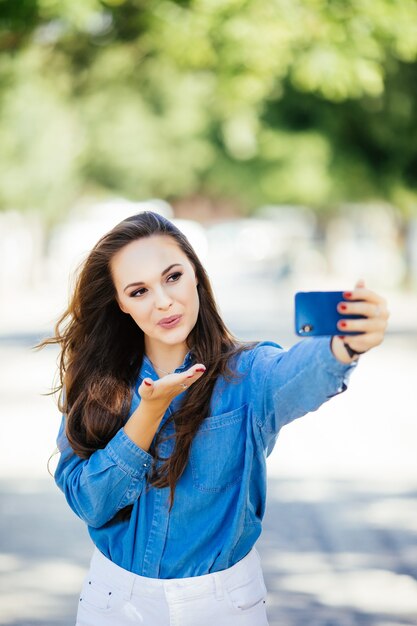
[126,301,153,326]
[189,286,200,317]
[183,280,199,304]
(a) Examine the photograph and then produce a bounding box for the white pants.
[76,546,269,626]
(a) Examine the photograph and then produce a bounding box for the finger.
[342,332,384,352]
[337,301,390,320]
[184,363,206,375]
[337,317,387,333]
[139,377,155,399]
[343,288,386,306]
[181,363,206,385]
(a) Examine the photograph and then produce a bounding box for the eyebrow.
[123,264,184,292]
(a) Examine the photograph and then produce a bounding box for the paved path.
[1,282,416,625]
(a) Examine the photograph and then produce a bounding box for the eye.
[129,272,182,298]
[167,272,183,282]
[130,287,147,298]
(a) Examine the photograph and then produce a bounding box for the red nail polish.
[343,292,352,298]
[195,367,206,372]
[144,380,152,386]
[338,336,345,340]
[187,374,194,378]
[339,304,347,311]
[339,321,347,328]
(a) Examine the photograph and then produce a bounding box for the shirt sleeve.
[54,412,153,528]
[249,336,358,455]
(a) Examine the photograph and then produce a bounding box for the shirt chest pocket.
[190,405,247,493]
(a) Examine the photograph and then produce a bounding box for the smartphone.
[294,291,366,337]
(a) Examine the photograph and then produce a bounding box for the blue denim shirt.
[54,337,357,578]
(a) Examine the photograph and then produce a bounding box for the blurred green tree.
[1,0,417,223]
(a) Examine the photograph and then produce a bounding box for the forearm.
[252,337,359,436]
[276,338,357,422]
[123,399,167,451]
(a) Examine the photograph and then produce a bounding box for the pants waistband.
[89,547,261,602]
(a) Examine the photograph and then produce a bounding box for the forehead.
[110,235,187,283]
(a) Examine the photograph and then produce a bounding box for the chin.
[164,331,191,345]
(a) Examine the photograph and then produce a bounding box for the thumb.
[139,377,155,399]
[355,278,366,289]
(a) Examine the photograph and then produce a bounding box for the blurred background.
[0,1,416,624]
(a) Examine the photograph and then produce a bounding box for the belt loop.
[213,573,223,601]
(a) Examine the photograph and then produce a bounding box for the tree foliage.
[1,0,417,220]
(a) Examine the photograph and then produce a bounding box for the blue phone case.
[294,291,366,337]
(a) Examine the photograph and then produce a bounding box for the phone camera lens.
[301,324,313,333]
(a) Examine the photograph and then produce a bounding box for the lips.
[157,315,182,326]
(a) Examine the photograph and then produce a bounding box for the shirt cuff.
[106,428,153,480]
[313,337,358,379]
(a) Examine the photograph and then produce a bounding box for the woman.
[42,211,389,625]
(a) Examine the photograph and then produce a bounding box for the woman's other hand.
[331,279,390,363]
[123,364,207,451]
[138,363,207,411]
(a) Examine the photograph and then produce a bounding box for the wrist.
[123,399,167,452]
[330,336,360,364]
[138,398,168,422]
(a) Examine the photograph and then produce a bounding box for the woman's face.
[110,235,200,352]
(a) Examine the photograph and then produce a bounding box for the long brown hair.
[36,211,254,513]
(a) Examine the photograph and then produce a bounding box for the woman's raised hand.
[123,364,207,451]
[331,278,390,362]
[138,363,207,410]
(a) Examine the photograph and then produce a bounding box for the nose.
[154,286,173,310]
